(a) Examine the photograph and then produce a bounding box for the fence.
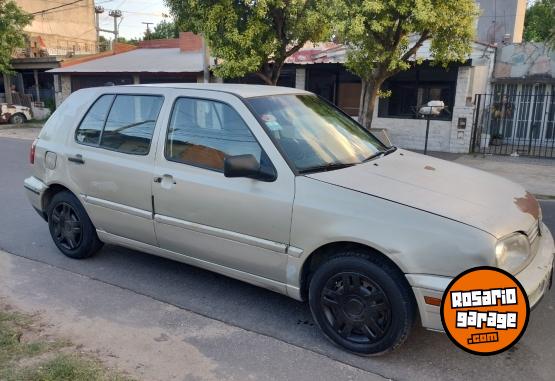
[471,86,555,158]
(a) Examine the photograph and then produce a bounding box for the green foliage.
[115,37,140,45]
[149,20,180,40]
[165,0,332,84]
[0,309,132,381]
[335,0,478,81]
[8,354,133,381]
[332,0,478,127]
[523,0,555,43]
[0,0,33,74]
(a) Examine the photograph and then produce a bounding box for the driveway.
[1,137,554,381]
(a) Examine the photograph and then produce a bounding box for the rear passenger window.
[75,94,163,155]
[166,98,263,171]
[100,95,163,155]
[76,95,114,145]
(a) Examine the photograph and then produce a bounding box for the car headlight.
[495,233,531,274]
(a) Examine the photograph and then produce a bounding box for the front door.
[66,91,165,246]
[152,90,295,283]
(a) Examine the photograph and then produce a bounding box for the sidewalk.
[0,250,386,381]
[0,122,43,140]
[422,151,555,199]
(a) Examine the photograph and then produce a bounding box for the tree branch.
[400,30,431,62]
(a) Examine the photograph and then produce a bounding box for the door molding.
[154,214,288,254]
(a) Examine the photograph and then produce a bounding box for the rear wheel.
[47,191,103,259]
[9,113,26,125]
[308,252,415,355]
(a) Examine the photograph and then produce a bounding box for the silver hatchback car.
[25,84,554,355]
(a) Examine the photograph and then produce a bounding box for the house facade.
[49,33,211,106]
[470,42,555,158]
[1,0,97,109]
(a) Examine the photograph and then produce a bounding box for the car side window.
[165,98,264,172]
[100,95,164,155]
[75,95,114,145]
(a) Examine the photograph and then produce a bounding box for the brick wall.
[179,32,203,52]
[138,39,179,49]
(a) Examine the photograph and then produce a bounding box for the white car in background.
[24,84,554,355]
[0,103,32,124]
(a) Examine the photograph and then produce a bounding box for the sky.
[96,0,170,40]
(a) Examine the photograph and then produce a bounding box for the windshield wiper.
[383,146,398,156]
[299,162,357,174]
[362,146,398,162]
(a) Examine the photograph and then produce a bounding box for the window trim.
[74,93,165,156]
[163,95,277,178]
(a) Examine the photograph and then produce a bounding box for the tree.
[149,20,179,40]
[0,0,32,74]
[334,0,478,128]
[523,0,555,43]
[165,0,331,85]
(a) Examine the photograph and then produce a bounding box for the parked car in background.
[24,84,554,355]
[0,103,32,124]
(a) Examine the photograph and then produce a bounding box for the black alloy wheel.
[47,191,103,259]
[51,202,83,251]
[321,272,392,344]
[309,253,415,355]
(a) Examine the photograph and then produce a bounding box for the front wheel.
[9,113,26,125]
[47,191,103,259]
[308,253,415,356]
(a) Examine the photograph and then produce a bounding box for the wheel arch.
[298,241,409,301]
[10,112,27,123]
[42,183,77,219]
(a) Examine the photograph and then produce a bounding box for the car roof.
[123,83,311,98]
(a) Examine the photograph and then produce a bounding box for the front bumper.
[409,224,555,332]
[24,176,48,220]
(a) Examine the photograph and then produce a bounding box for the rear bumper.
[409,224,555,332]
[24,176,48,220]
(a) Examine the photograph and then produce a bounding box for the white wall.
[371,59,494,154]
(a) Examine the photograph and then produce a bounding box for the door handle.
[155,174,176,185]
[68,154,85,164]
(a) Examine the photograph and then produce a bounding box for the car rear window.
[75,95,114,145]
[75,94,164,155]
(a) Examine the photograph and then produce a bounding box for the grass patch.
[0,308,132,381]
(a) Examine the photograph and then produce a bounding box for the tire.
[308,252,415,356]
[9,113,26,125]
[47,191,103,259]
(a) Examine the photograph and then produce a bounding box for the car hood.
[306,149,539,238]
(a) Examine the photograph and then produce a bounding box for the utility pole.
[109,10,123,44]
[95,8,123,51]
[94,6,104,52]
[202,35,210,83]
[142,22,153,40]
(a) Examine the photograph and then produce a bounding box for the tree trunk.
[358,78,383,129]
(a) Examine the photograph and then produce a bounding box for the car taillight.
[30,139,37,164]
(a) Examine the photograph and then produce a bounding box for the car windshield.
[247,95,386,173]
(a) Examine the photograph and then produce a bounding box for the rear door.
[66,89,166,245]
[152,89,295,283]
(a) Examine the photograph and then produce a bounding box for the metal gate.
[471,84,555,158]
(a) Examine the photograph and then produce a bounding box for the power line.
[31,0,85,15]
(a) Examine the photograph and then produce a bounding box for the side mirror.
[224,154,276,182]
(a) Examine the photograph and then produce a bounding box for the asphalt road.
[2,137,555,381]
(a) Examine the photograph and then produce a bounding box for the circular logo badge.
[441,267,530,355]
